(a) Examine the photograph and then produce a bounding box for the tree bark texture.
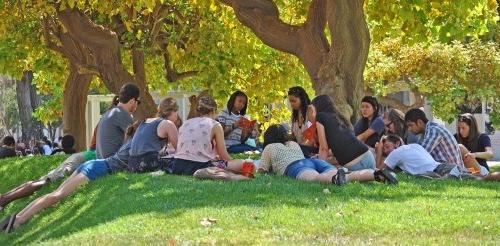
[221,0,370,122]
[16,71,43,142]
[57,8,156,121]
[62,66,93,151]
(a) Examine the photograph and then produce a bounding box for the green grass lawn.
[0,155,499,245]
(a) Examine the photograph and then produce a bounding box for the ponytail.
[109,95,120,110]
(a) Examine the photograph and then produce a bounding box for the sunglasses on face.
[385,121,393,128]
[135,98,141,105]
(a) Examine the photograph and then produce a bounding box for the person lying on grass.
[379,134,500,181]
[169,96,251,181]
[0,98,181,233]
[0,122,137,233]
[0,127,98,212]
[257,124,397,185]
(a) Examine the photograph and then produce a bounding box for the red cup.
[242,162,255,178]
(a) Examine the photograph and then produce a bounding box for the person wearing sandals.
[169,96,250,180]
[127,98,179,173]
[259,124,397,185]
[307,95,381,173]
[0,123,139,233]
[287,86,318,157]
[0,95,117,211]
[0,127,98,212]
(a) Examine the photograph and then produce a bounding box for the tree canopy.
[0,0,498,144]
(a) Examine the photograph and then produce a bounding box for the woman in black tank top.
[307,96,396,184]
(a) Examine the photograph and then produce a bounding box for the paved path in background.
[487,161,500,167]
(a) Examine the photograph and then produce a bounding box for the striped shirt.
[420,122,464,170]
[217,109,243,147]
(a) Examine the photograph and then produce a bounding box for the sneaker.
[374,169,398,185]
[332,169,347,186]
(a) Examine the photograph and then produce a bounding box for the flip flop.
[0,215,11,231]
[4,213,17,234]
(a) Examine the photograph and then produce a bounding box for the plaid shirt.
[420,122,465,170]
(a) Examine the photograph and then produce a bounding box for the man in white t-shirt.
[379,135,461,177]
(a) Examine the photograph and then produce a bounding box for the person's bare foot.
[482,172,500,181]
[194,167,250,181]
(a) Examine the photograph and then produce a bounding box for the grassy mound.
[0,156,499,245]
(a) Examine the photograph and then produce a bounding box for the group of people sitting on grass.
[0,134,77,158]
[0,84,498,233]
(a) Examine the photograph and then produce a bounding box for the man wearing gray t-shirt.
[96,83,140,159]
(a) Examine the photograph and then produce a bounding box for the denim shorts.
[285,158,336,178]
[345,151,376,171]
[76,160,110,181]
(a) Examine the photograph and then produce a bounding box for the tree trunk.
[221,0,370,122]
[62,66,93,151]
[16,71,36,142]
[28,81,45,139]
[57,9,156,121]
[317,0,370,122]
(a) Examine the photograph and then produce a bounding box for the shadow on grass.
[1,168,498,245]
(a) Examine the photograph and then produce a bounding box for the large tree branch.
[163,49,198,82]
[220,0,300,54]
[42,18,67,55]
[42,17,99,75]
[58,8,119,52]
[221,0,329,82]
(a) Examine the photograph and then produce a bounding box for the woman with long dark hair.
[287,86,317,157]
[258,124,396,185]
[454,113,494,172]
[307,95,396,185]
[218,90,259,153]
[354,96,385,148]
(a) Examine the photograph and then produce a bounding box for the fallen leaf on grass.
[150,170,165,177]
[200,218,218,227]
[323,188,331,194]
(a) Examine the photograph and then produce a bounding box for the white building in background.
[85,89,198,147]
[84,89,500,161]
